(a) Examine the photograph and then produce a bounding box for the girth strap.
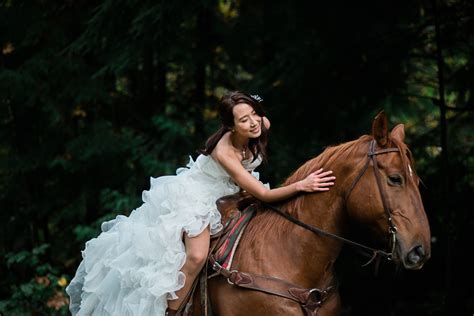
[210,256,333,315]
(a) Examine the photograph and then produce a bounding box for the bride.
[66,90,336,315]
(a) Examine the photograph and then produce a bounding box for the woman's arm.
[213,149,334,203]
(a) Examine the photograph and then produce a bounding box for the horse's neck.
[238,191,345,289]
[288,192,346,282]
[237,145,368,288]
[278,154,364,285]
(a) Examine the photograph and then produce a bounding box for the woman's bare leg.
[167,227,210,311]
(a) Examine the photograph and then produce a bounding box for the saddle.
[215,190,258,225]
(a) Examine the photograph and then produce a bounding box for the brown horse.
[203,111,431,316]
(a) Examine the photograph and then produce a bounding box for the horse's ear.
[391,123,405,143]
[372,111,389,147]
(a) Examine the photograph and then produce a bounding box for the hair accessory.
[250,94,263,103]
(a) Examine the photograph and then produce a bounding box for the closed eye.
[388,174,404,186]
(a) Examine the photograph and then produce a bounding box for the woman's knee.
[185,249,208,271]
[182,227,210,274]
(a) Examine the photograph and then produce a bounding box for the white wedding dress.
[66,154,266,316]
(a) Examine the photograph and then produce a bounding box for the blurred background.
[1,0,473,315]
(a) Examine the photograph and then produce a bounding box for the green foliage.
[1,245,69,315]
[1,0,473,315]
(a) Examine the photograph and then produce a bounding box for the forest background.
[1,0,473,315]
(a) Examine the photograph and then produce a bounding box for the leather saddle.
[215,190,259,226]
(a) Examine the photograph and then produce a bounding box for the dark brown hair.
[199,90,269,162]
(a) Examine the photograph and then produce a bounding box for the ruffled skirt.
[66,157,241,315]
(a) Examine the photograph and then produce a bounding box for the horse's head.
[345,111,431,270]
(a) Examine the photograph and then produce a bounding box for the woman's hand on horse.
[297,168,336,192]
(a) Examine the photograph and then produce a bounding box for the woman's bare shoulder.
[211,132,234,160]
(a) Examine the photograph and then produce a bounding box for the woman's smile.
[250,125,260,133]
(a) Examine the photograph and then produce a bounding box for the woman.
[66,90,336,316]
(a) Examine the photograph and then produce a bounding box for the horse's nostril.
[415,245,425,257]
[407,245,425,264]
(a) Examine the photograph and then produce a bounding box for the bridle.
[265,139,401,265]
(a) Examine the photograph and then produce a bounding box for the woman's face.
[232,103,262,138]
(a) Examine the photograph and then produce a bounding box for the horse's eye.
[388,174,403,186]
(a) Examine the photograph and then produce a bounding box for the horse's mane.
[243,133,417,243]
[279,135,373,216]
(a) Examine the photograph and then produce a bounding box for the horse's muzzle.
[403,244,430,270]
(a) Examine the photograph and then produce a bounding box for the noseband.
[266,139,401,264]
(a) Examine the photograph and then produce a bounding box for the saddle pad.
[210,204,257,271]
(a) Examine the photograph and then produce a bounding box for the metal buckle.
[212,261,222,271]
[389,225,398,234]
[227,270,239,285]
[308,288,326,306]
